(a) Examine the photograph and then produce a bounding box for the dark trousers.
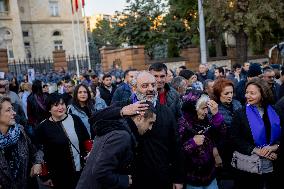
[234,170,279,189]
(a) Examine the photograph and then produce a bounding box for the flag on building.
[75,0,79,11]
[71,0,79,14]
[71,0,74,14]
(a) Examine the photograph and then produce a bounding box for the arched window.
[52,30,61,36]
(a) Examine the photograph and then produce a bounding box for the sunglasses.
[0,84,6,88]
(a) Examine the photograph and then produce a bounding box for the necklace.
[50,114,67,122]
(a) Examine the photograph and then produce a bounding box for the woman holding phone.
[178,90,225,189]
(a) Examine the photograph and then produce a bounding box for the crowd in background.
[1,60,284,189]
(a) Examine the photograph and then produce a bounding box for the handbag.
[231,151,262,174]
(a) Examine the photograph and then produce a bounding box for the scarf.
[0,124,22,179]
[131,93,139,103]
[246,104,281,147]
[0,124,21,149]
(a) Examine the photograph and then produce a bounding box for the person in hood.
[76,101,157,189]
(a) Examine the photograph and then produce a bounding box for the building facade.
[85,12,124,32]
[0,0,86,60]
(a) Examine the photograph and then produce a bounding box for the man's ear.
[136,114,143,121]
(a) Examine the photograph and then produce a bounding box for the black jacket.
[231,107,281,155]
[76,118,138,189]
[90,103,185,189]
[35,114,90,189]
[163,83,182,120]
[98,85,117,106]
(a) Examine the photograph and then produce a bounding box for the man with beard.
[91,71,184,189]
[149,63,182,119]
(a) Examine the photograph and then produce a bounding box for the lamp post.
[198,0,207,64]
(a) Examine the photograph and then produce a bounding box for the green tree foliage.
[117,0,166,58]
[162,14,192,57]
[204,0,284,63]
[92,19,122,48]
[168,0,198,21]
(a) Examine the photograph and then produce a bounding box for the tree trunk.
[215,35,223,57]
[235,30,248,65]
[215,26,223,57]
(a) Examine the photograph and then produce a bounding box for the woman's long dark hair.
[72,84,94,113]
[245,78,274,107]
[32,80,43,95]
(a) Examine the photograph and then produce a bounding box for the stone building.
[0,0,86,60]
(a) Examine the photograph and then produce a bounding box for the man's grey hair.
[203,79,214,90]
[263,68,274,74]
[171,76,186,90]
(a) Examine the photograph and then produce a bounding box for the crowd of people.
[0,61,284,189]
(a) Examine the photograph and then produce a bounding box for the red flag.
[75,0,79,11]
[71,0,74,14]
[82,0,85,7]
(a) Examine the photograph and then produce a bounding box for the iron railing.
[8,57,54,76]
[8,56,102,76]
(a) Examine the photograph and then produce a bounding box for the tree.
[205,0,284,64]
[92,19,122,48]
[162,14,193,57]
[117,0,166,58]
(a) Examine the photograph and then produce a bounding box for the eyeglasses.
[266,76,275,79]
[0,85,6,88]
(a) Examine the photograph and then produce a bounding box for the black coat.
[35,114,90,189]
[98,85,117,106]
[231,107,281,188]
[76,118,138,189]
[231,107,281,155]
[90,103,185,189]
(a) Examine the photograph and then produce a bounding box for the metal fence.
[8,58,54,76]
[66,55,102,74]
[8,56,102,76]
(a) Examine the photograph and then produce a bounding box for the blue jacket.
[111,82,132,105]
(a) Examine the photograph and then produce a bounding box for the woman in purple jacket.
[178,90,225,189]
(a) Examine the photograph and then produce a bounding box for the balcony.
[0,11,8,16]
[0,0,10,18]
[0,11,11,20]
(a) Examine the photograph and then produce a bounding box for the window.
[0,0,8,13]
[23,31,29,37]
[54,40,63,50]
[24,42,30,47]
[53,31,61,36]
[7,48,14,59]
[49,1,59,17]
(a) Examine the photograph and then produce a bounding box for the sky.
[85,0,127,16]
